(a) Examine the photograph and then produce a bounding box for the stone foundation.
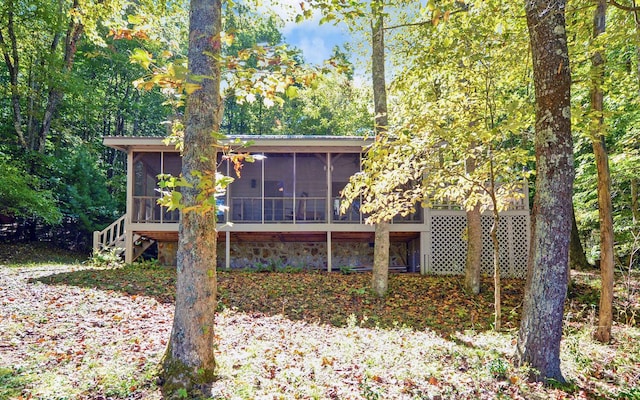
[216,241,409,270]
[156,240,409,270]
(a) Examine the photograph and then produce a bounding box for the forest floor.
[0,242,639,399]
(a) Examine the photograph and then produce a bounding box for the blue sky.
[282,18,351,65]
[261,0,353,66]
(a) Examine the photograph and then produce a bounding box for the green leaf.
[130,48,153,70]
[127,14,144,25]
[285,85,299,99]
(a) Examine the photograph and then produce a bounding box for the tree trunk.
[465,203,482,295]
[488,158,501,332]
[569,203,591,271]
[371,4,389,297]
[38,4,84,153]
[161,0,222,397]
[491,209,501,331]
[0,0,28,148]
[633,2,640,226]
[592,138,615,343]
[517,0,573,384]
[373,221,390,296]
[589,0,614,344]
[632,178,639,224]
[464,152,482,295]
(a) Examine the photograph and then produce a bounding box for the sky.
[260,0,353,66]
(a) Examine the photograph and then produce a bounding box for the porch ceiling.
[133,231,419,243]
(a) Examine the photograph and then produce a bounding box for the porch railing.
[132,196,179,223]
[127,195,425,225]
[230,196,328,223]
[93,214,126,251]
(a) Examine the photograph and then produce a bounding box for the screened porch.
[131,150,422,225]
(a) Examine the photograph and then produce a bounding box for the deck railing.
[93,214,126,250]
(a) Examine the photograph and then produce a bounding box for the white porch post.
[225,231,230,270]
[327,231,332,272]
[125,151,134,264]
[420,206,431,275]
[327,153,332,223]
[420,231,428,275]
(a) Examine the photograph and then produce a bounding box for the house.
[95,135,530,278]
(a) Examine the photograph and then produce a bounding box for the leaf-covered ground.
[1,243,639,399]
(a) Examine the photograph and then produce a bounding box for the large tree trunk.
[371,5,389,297]
[373,221,390,296]
[161,0,222,397]
[591,0,614,344]
[464,154,483,295]
[517,0,573,384]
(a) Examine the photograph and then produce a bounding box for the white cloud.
[295,36,330,65]
[259,0,350,66]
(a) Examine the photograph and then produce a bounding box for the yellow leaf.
[321,356,334,366]
[132,78,145,89]
[142,81,156,91]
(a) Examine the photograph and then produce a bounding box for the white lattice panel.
[429,214,467,275]
[427,212,529,278]
[481,216,514,277]
[510,215,529,278]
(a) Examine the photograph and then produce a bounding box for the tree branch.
[384,8,469,31]
[608,0,640,11]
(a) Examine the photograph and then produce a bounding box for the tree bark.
[632,178,639,224]
[465,203,483,295]
[489,158,501,332]
[491,209,501,331]
[633,2,640,225]
[38,1,84,153]
[464,153,483,295]
[373,220,390,296]
[371,4,389,297]
[161,0,222,396]
[590,0,614,344]
[0,0,28,148]
[569,203,591,271]
[517,0,573,384]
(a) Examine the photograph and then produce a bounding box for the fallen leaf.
[321,356,334,366]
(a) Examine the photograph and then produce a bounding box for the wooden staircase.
[93,215,155,262]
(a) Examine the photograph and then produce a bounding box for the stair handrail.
[93,214,127,251]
